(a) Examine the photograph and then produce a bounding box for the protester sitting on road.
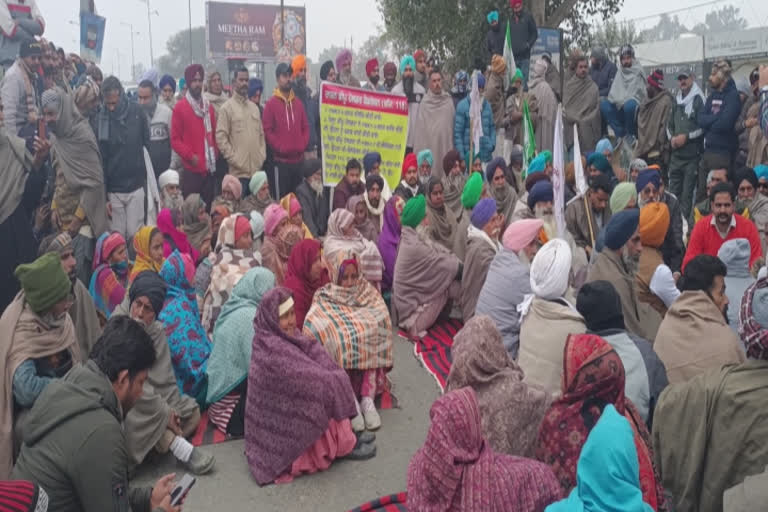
[260,203,304,285]
[88,231,131,320]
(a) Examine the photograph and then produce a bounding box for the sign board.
[704,27,768,60]
[206,2,306,62]
[641,61,705,92]
[80,11,106,64]
[320,82,409,191]
[530,28,561,70]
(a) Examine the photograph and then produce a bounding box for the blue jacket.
[454,96,495,162]
[698,78,741,155]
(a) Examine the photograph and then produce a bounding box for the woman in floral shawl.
[304,253,393,431]
[201,214,260,336]
[159,250,212,402]
[535,333,666,511]
[129,226,164,283]
[323,209,383,286]
[89,231,131,319]
[260,204,304,286]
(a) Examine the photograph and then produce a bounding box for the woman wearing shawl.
[425,176,458,251]
[535,334,665,511]
[362,151,391,201]
[89,231,131,319]
[238,171,275,215]
[261,203,305,285]
[283,240,329,328]
[193,204,231,310]
[377,196,405,294]
[245,287,374,486]
[407,387,562,512]
[212,174,242,212]
[156,208,199,262]
[347,195,379,243]
[182,194,212,261]
[486,157,517,227]
[393,195,462,337]
[207,267,276,436]
[129,226,165,283]
[323,209,384,286]
[528,58,558,153]
[446,316,552,457]
[304,254,394,431]
[547,404,653,512]
[159,250,212,401]
[279,192,313,240]
[201,214,259,336]
[441,149,466,218]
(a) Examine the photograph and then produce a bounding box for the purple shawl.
[376,197,403,292]
[245,287,357,485]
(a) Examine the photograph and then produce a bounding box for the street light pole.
[188,0,193,63]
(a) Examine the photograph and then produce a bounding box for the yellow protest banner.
[320,82,409,192]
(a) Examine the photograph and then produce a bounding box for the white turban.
[158,169,180,189]
[530,238,572,300]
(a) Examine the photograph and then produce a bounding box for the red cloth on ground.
[170,97,219,175]
[274,418,356,484]
[682,213,762,271]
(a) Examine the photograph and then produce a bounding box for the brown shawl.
[412,90,456,171]
[182,193,212,256]
[492,182,518,228]
[447,315,552,457]
[747,102,768,168]
[563,74,601,150]
[528,68,558,153]
[426,177,458,251]
[635,91,674,159]
[0,292,79,479]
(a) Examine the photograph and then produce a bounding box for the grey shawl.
[412,90,456,170]
[70,279,102,358]
[460,227,501,321]
[607,64,647,108]
[528,70,558,153]
[563,75,601,150]
[0,130,31,225]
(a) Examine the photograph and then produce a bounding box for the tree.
[639,14,689,42]
[156,26,215,79]
[376,0,625,70]
[691,6,747,36]
[576,19,643,57]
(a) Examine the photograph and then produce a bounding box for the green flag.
[522,99,536,179]
[503,21,517,90]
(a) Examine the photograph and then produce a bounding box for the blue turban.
[487,10,499,24]
[471,198,497,228]
[477,73,486,89]
[755,164,768,181]
[248,78,263,98]
[178,77,186,91]
[595,138,613,155]
[527,180,554,210]
[486,157,507,182]
[528,153,548,175]
[604,209,640,250]
[400,55,416,75]
[363,152,382,175]
[587,153,611,174]
[635,168,661,193]
[417,149,433,168]
[159,74,176,93]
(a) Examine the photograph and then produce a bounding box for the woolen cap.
[15,253,72,314]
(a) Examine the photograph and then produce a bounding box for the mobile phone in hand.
[170,474,196,507]
[37,118,46,140]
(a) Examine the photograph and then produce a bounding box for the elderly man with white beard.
[587,209,662,341]
[295,158,329,238]
[157,169,182,211]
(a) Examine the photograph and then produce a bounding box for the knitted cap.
[15,253,72,314]
[647,69,664,89]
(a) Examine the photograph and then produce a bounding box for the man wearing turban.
[453,172,483,261]
[392,56,426,151]
[587,209,662,340]
[485,55,507,159]
[460,198,502,321]
[291,54,317,156]
[636,202,679,317]
[335,48,361,88]
[382,61,397,92]
[363,58,385,92]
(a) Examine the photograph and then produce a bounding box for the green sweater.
[12,361,158,512]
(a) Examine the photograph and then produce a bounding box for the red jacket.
[171,97,219,175]
[682,213,762,271]
[262,90,309,164]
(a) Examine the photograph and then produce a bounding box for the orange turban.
[291,55,306,78]
[491,55,506,75]
[639,202,670,248]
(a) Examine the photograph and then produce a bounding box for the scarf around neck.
[676,82,705,117]
[186,90,217,173]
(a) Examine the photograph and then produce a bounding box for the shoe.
[184,447,215,475]
[356,430,376,444]
[351,413,365,432]
[344,441,376,461]
[363,407,381,431]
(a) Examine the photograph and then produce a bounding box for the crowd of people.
[2,0,768,510]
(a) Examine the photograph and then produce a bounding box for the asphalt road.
[133,335,439,511]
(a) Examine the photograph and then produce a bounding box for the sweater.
[682,213,762,271]
[262,89,309,164]
[171,97,219,175]
[698,78,741,155]
[454,95,495,162]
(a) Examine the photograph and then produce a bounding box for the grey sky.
[35,0,768,83]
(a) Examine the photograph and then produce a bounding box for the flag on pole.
[573,124,588,196]
[503,20,517,90]
[552,105,566,239]
[468,70,484,168]
[522,99,536,178]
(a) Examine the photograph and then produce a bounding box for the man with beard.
[335,48,361,88]
[734,167,768,255]
[587,209,662,341]
[157,169,182,211]
[333,158,365,210]
[263,62,309,198]
[216,67,266,194]
[636,202,679,318]
[485,11,504,60]
[455,72,495,164]
[589,46,617,99]
[291,55,317,157]
[1,39,42,136]
[566,173,613,256]
[295,158,329,238]
[460,197,502,321]
[137,80,173,180]
[564,54,601,154]
[171,64,219,207]
[113,271,214,473]
[601,45,646,147]
[413,50,428,89]
[203,70,227,119]
[38,232,101,360]
[635,69,674,173]
[541,52,562,102]
[668,71,705,220]
[486,157,517,227]
[394,153,423,201]
[382,61,397,92]
[636,168,685,273]
[392,55,425,152]
[363,58,385,92]
[363,173,385,235]
[363,151,391,201]
[476,219,543,357]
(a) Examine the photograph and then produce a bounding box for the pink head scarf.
[101,232,126,263]
[222,174,243,200]
[264,203,288,237]
[502,219,544,252]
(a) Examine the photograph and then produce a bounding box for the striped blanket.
[401,318,463,392]
[348,493,408,512]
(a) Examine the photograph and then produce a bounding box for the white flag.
[469,70,483,157]
[503,21,518,90]
[553,105,566,239]
[573,124,588,196]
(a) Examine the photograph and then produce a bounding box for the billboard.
[206,1,306,62]
[80,11,106,64]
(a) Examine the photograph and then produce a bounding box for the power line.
[619,0,727,23]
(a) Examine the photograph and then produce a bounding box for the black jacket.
[486,26,505,59]
[295,180,329,238]
[99,101,149,194]
[507,11,538,61]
